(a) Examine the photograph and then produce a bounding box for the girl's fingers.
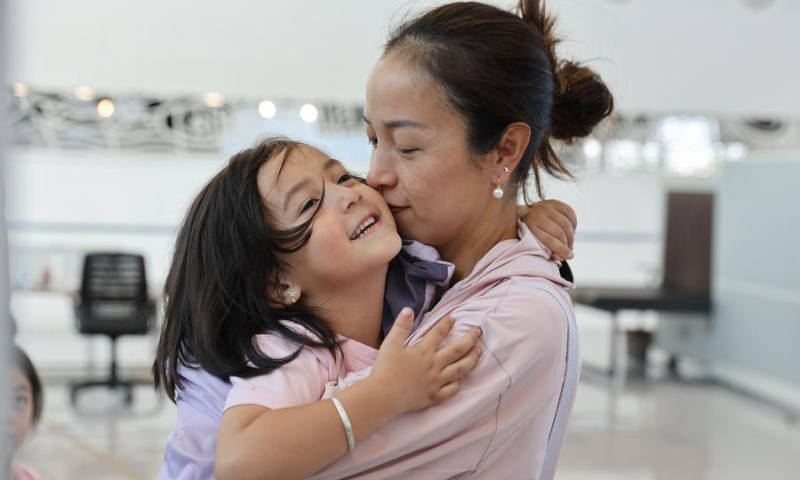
[435,327,480,367]
[417,315,455,350]
[538,217,572,250]
[381,308,414,350]
[439,345,482,385]
[533,226,573,260]
[433,381,461,402]
[549,200,578,230]
[549,211,576,249]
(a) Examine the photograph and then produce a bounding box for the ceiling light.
[96,98,115,118]
[258,100,277,119]
[300,103,319,123]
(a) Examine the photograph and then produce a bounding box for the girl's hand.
[369,308,482,416]
[520,199,577,261]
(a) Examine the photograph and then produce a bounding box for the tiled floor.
[13,375,800,480]
[11,299,800,480]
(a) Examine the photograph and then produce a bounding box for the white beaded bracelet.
[331,397,355,451]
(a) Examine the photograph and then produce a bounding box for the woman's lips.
[389,205,408,215]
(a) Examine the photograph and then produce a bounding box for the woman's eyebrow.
[363,115,429,130]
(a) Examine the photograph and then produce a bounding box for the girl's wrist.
[362,372,407,418]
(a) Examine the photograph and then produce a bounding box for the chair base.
[70,379,135,406]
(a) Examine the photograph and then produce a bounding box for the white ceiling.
[7,0,800,116]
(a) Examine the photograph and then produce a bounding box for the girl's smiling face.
[257,145,402,301]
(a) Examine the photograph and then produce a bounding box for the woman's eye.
[14,395,28,407]
[367,137,378,149]
[398,148,419,155]
[336,173,353,185]
[301,198,319,213]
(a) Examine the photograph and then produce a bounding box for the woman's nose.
[366,150,397,191]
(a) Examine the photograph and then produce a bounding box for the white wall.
[710,157,800,407]
[5,147,668,373]
[8,0,800,116]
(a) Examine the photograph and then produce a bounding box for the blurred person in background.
[5,345,43,480]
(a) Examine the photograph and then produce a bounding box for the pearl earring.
[288,287,298,304]
[493,166,509,199]
[493,184,504,199]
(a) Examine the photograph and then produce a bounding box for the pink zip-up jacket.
[225,222,575,479]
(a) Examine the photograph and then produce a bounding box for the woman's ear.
[494,122,531,177]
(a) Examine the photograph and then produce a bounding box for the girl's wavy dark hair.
[153,137,341,402]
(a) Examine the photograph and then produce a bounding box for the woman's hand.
[520,199,577,261]
[369,308,482,416]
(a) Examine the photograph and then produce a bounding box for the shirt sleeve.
[312,280,569,479]
[224,336,331,412]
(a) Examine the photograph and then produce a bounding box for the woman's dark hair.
[12,345,43,424]
[153,137,342,402]
[385,0,614,200]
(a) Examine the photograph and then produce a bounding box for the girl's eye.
[301,198,319,213]
[336,173,353,185]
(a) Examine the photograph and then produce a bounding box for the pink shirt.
[11,464,44,480]
[225,333,378,411]
[225,222,576,479]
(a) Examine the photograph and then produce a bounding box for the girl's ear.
[266,271,302,307]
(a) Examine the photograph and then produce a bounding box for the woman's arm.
[215,310,482,480]
[520,199,577,261]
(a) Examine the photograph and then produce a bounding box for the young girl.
[154,138,484,480]
[5,346,44,480]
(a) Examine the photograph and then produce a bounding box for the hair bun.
[550,61,614,142]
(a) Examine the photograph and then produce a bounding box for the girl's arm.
[215,309,482,480]
[520,199,577,261]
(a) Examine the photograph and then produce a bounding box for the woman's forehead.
[367,58,460,131]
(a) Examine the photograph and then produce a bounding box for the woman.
[156,3,596,480]
[215,0,612,479]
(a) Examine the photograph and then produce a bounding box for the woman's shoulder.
[477,279,570,383]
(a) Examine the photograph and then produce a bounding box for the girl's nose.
[331,182,361,211]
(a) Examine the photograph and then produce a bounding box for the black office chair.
[570,191,714,376]
[71,253,155,405]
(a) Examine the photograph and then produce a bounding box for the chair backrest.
[76,253,152,336]
[520,281,580,480]
[662,191,714,294]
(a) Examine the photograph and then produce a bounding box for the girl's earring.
[288,287,298,304]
